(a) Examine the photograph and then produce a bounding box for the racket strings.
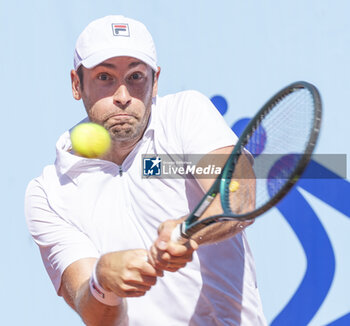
[255,89,314,153]
[228,155,256,215]
[227,87,317,213]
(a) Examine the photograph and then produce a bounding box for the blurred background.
[1,0,349,325]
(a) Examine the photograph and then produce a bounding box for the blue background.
[1,1,349,325]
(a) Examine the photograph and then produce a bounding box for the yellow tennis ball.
[229,180,240,192]
[70,123,111,158]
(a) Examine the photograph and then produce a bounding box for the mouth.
[106,112,135,119]
[105,113,137,129]
[105,113,134,122]
[115,113,132,117]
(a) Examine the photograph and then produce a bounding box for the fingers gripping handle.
[171,223,188,243]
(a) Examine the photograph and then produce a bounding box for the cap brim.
[81,48,158,71]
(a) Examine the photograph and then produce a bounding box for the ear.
[71,69,82,100]
[152,67,161,98]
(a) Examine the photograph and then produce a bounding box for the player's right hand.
[148,219,198,272]
[95,249,164,297]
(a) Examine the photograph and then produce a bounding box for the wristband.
[89,262,122,306]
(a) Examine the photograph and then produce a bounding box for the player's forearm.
[191,219,253,245]
[73,279,127,326]
[190,192,254,245]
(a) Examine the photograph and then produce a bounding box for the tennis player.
[25,15,266,325]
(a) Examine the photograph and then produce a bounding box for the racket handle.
[171,223,187,243]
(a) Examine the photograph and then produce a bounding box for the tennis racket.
[171,81,322,242]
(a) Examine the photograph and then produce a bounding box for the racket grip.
[171,223,187,243]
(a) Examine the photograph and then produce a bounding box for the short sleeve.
[25,178,99,293]
[176,91,237,155]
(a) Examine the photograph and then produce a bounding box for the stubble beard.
[108,117,148,142]
[108,96,152,144]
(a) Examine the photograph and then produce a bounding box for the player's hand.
[96,249,164,298]
[149,219,198,272]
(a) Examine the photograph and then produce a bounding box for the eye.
[97,73,112,81]
[129,72,143,81]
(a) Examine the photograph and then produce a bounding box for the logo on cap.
[112,23,130,37]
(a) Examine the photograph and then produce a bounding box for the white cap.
[74,15,157,71]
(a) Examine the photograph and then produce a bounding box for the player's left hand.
[149,219,198,272]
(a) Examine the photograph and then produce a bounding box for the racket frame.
[178,81,322,240]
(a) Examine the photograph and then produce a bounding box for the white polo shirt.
[25,90,266,326]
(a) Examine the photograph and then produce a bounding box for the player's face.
[73,56,159,142]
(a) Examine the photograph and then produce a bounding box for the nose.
[113,84,132,108]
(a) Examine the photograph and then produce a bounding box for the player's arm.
[60,250,163,326]
[149,145,255,271]
[191,145,255,244]
[60,257,126,326]
[25,179,163,325]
